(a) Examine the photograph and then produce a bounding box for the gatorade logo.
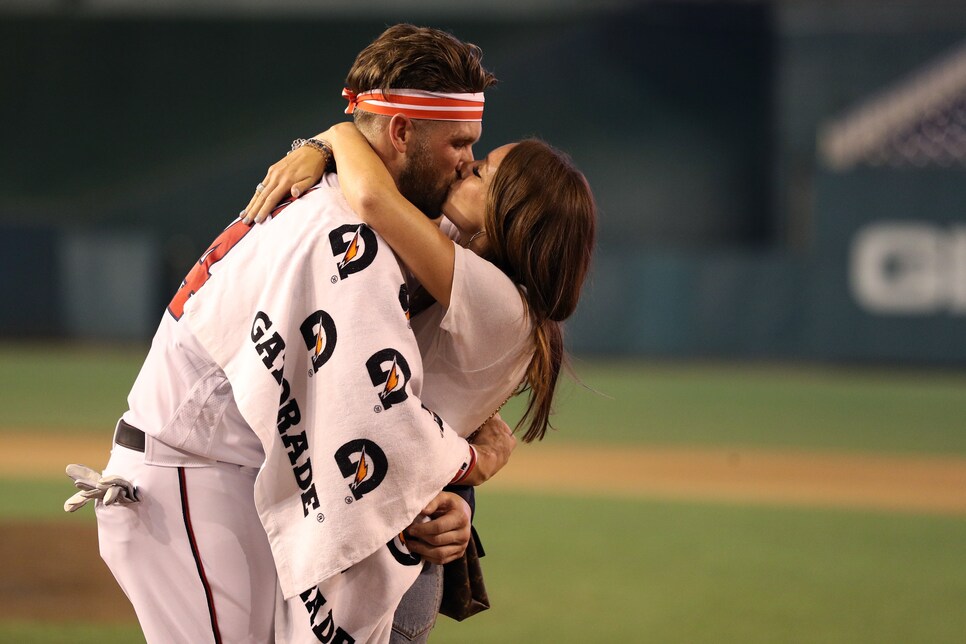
[387,532,421,566]
[299,310,338,374]
[334,439,388,501]
[329,224,378,280]
[398,283,411,321]
[366,349,412,411]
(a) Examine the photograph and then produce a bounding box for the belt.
[114,419,146,452]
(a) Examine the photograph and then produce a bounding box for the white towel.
[184,179,470,608]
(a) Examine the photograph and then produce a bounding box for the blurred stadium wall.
[2,1,965,363]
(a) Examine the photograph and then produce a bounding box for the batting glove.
[64,463,139,513]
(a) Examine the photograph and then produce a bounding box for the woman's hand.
[463,413,517,486]
[240,139,330,225]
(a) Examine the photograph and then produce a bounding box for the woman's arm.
[320,122,457,308]
[241,123,458,307]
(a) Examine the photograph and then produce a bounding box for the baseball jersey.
[123,311,264,468]
[123,175,472,602]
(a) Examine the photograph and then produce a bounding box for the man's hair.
[345,24,497,131]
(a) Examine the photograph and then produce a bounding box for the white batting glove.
[64,464,139,513]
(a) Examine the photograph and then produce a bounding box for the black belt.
[115,419,146,452]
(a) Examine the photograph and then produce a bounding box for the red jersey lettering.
[167,189,316,320]
[167,219,251,320]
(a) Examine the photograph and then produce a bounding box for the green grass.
[513,360,966,455]
[0,342,145,432]
[0,478,88,521]
[3,343,966,455]
[0,622,144,644]
[3,344,966,641]
[440,492,966,643]
[8,492,965,644]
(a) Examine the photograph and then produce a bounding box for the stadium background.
[1,1,965,642]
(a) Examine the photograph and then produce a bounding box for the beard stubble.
[396,137,452,218]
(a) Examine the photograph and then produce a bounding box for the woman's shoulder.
[450,244,528,321]
[435,245,532,372]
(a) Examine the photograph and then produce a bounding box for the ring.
[255,182,265,193]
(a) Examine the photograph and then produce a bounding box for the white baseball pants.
[96,443,277,643]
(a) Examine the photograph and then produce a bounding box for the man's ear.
[387,114,415,154]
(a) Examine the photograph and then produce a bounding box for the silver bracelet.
[290,137,335,171]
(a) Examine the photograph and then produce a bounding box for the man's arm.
[401,412,516,563]
[403,491,473,565]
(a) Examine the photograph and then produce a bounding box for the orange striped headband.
[342,88,485,122]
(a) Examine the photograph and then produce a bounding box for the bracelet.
[450,444,478,484]
[290,137,330,155]
[289,137,336,172]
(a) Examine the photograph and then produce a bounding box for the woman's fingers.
[241,146,328,224]
[241,168,276,224]
[291,175,317,199]
[241,180,268,223]
[254,183,287,223]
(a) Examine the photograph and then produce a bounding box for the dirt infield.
[8,432,966,515]
[3,433,966,623]
[0,521,137,623]
[489,444,966,515]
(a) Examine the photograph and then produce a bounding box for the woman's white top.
[413,220,533,436]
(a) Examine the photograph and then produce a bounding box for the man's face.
[397,121,482,218]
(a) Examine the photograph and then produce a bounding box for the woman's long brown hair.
[483,140,597,442]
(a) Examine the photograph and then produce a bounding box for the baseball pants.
[95,441,276,643]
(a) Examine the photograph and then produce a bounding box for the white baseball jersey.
[108,176,475,643]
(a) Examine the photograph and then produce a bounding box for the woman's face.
[441,143,516,245]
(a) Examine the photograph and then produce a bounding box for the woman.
[243,123,597,443]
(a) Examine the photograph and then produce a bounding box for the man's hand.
[404,491,472,565]
[463,413,516,486]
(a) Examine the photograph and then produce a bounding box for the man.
[67,24,510,643]
[243,25,505,642]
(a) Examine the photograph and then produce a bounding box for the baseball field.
[1,343,965,643]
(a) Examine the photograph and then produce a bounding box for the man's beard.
[397,138,451,218]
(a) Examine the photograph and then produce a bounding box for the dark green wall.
[5,6,963,364]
